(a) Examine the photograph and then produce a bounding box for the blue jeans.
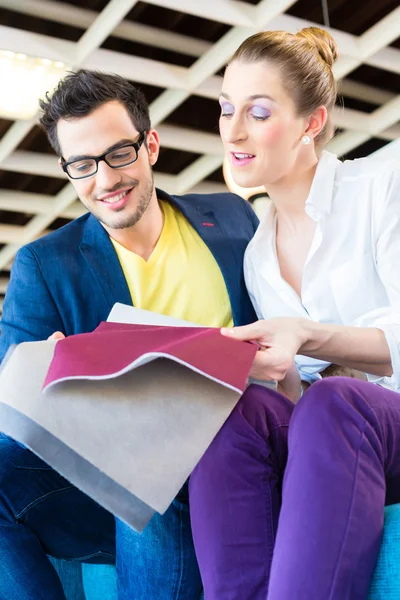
[117,483,202,599]
[0,435,201,599]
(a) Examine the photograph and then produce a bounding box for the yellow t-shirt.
[111,201,233,328]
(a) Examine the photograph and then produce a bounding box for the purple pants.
[189,377,400,600]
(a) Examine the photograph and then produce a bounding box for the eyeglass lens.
[67,146,139,178]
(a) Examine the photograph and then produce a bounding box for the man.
[0,69,258,600]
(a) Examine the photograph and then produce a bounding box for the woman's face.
[219,60,309,189]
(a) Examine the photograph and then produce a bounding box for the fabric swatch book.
[0,304,257,531]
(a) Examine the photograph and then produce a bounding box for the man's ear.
[145,129,160,167]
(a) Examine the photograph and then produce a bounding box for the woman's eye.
[250,107,271,121]
[220,102,234,118]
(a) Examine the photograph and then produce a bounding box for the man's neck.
[105,194,165,261]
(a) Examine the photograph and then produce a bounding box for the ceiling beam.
[0,24,71,64]
[74,0,140,64]
[0,190,86,219]
[368,95,400,136]
[175,155,224,194]
[357,6,400,59]
[0,0,210,58]
[1,151,64,178]
[339,80,395,106]
[144,0,255,28]
[2,0,400,79]
[0,278,10,294]
[157,125,224,155]
[186,0,300,90]
[327,93,400,156]
[332,107,400,140]
[0,184,76,268]
[367,46,400,75]
[0,119,37,163]
[0,224,32,244]
[334,7,400,79]
[84,48,187,91]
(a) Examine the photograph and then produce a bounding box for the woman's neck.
[265,153,319,223]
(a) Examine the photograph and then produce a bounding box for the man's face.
[57,100,159,232]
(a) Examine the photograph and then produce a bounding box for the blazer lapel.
[80,215,132,312]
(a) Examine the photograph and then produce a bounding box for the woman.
[188,27,400,600]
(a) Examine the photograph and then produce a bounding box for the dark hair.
[39,69,151,156]
[230,27,339,148]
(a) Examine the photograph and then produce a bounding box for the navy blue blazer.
[0,189,259,363]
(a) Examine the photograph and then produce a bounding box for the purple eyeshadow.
[251,105,270,118]
[220,101,234,113]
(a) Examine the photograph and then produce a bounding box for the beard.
[85,167,155,231]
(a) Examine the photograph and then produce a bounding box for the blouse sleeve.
[367,164,400,390]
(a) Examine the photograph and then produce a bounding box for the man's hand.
[47,332,65,341]
[221,318,309,382]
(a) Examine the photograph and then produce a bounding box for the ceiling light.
[0,50,70,120]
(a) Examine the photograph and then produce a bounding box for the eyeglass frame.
[60,131,146,180]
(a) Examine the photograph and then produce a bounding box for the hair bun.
[296,27,339,67]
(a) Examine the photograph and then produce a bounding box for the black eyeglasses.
[61,132,146,180]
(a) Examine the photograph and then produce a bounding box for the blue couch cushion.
[369,503,400,600]
[82,564,117,600]
[52,503,400,600]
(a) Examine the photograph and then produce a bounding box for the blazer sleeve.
[0,245,65,364]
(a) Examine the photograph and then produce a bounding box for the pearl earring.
[302,135,311,145]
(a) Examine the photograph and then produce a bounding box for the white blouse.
[244,150,400,392]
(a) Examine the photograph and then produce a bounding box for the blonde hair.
[229,27,339,148]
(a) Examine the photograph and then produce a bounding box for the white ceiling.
[0,0,398,301]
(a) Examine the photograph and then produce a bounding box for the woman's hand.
[221,318,308,382]
[277,361,303,403]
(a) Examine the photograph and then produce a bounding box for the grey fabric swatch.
[0,340,240,530]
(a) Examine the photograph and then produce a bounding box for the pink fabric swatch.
[43,322,257,393]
